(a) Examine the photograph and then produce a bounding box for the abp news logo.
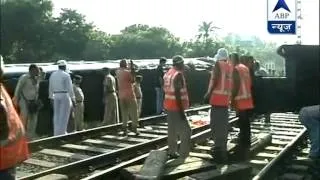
[267,0,297,34]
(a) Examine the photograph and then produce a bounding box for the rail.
[19,105,228,180]
[252,127,308,180]
[29,105,211,152]
[81,118,239,180]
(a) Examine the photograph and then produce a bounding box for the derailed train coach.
[254,44,320,113]
[2,58,213,134]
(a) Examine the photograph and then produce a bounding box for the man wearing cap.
[12,64,40,140]
[116,60,139,135]
[204,48,233,163]
[163,55,191,159]
[48,60,75,136]
[102,67,119,125]
[72,75,84,131]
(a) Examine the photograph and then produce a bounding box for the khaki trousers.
[167,111,191,158]
[19,98,38,139]
[103,93,119,125]
[119,98,138,131]
[136,98,142,117]
[74,102,84,131]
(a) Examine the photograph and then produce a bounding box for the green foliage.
[0,0,284,69]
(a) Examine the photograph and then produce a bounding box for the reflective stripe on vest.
[234,64,254,110]
[210,61,233,106]
[163,68,189,111]
[0,85,29,170]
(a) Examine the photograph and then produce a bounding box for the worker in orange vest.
[163,55,191,159]
[231,53,254,161]
[204,48,233,163]
[0,56,29,179]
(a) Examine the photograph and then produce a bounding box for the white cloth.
[53,93,72,135]
[48,70,75,100]
[49,70,75,136]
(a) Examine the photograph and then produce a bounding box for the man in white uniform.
[49,60,75,136]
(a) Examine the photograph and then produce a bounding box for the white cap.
[214,48,229,61]
[57,60,68,66]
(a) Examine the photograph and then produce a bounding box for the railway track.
[98,112,317,180]
[16,105,237,180]
[251,114,320,180]
[250,113,308,180]
[274,145,320,180]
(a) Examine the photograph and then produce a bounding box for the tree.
[0,0,284,72]
[82,30,111,60]
[54,9,93,59]
[1,0,54,62]
[197,21,220,43]
[108,24,184,59]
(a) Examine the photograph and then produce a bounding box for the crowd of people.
[0,48,319,178]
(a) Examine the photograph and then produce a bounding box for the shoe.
[122,128,128,136]
[134,130,140,136]
[210,148,228,164]
[168,152,180,159]
[232,146,250,162]
[131,128,140,136]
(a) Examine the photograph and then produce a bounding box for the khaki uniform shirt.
[73,84,84,102]
[14,74,39,101]
[103,74,116,94]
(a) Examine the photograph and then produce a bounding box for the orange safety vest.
[234,64,254,110]
[0,84,29,170]
[163,68,189,111]
[209,61,233,107]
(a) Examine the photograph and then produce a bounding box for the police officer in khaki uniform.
[72,75,84,131]
[102,67,119,125]
[13,64,40,140]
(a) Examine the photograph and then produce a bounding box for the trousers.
[19,98,38,139]
[74,102,84,131]
[155,87,164,114]
[237,110,251,149]
[53,93,71,136]
[167,111,191,158]
[210,106,229,153]
[119,98,138,131]
[137,98,142,117]
[299,105,320,158]
[103,93,119,125]
[0,167,15,180]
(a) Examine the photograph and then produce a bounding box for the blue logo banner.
[267,0,297,34]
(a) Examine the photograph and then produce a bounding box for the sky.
[52,0,319,45]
